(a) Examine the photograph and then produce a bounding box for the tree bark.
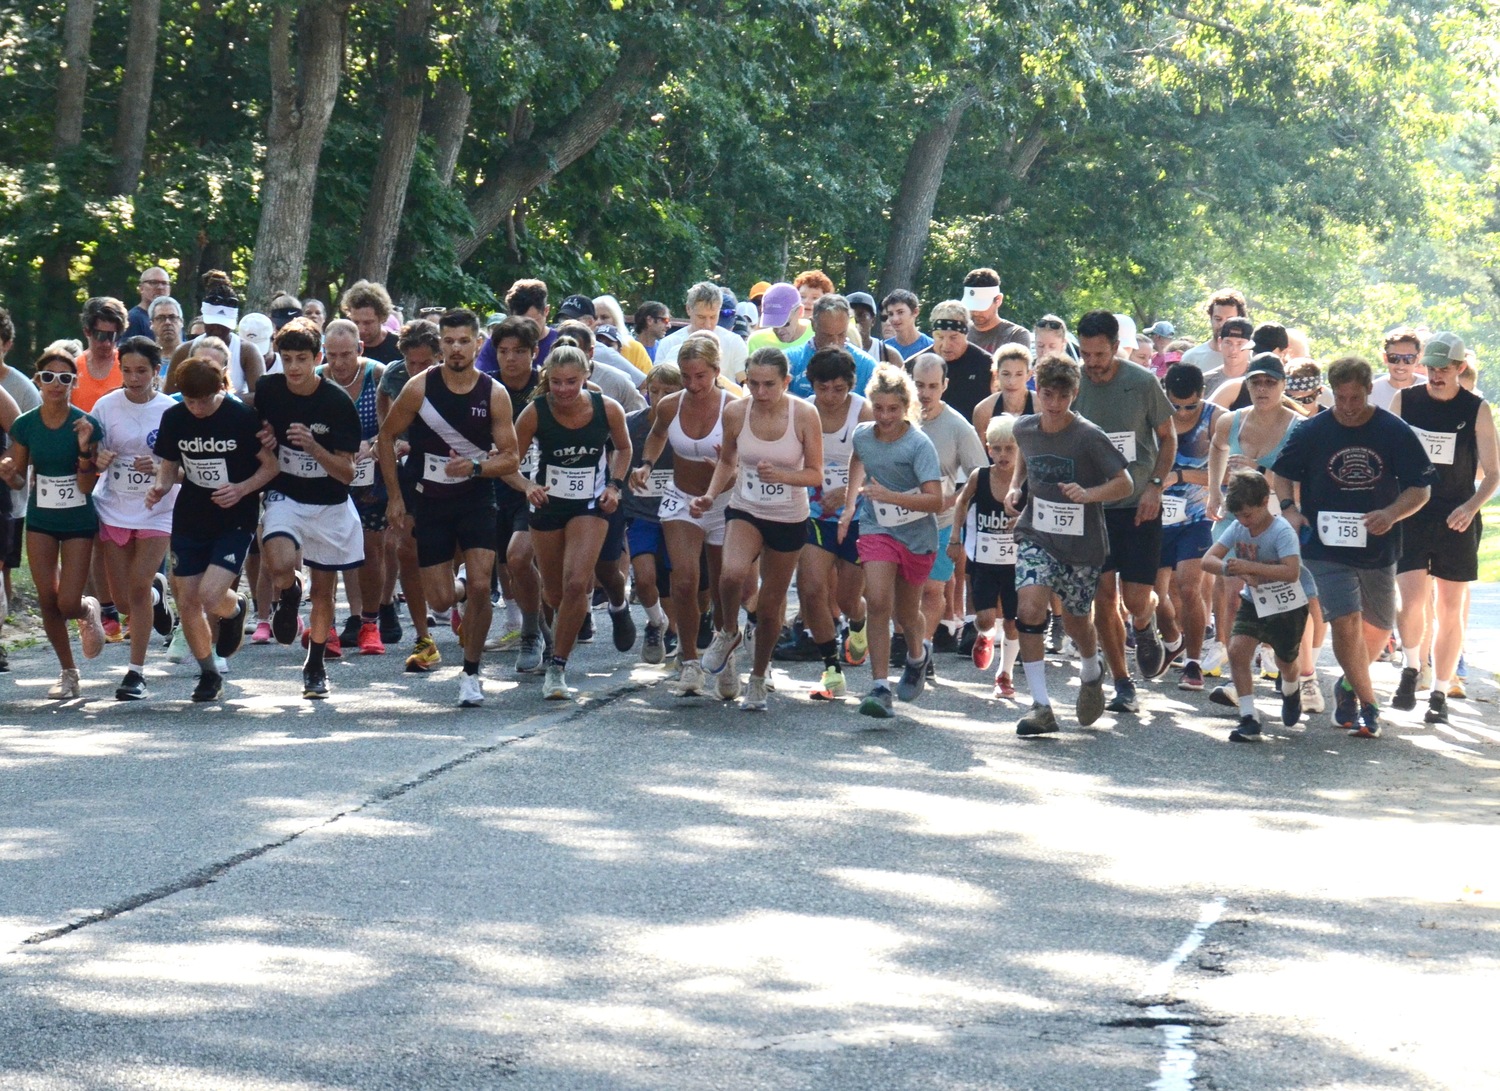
[351,0,435,283]
[109,0,161,194]
[876,89,978,300]
[454,49,660,265]
[425,74,472,187]
[54,0,96,153]
[245,0,351,311]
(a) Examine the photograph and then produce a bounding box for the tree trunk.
[454,50,660,265]
[876,90,978,300]
[245,0,350,311]
[351,0,435,284]
[54,0,96,153]
[426,74,472,186]
[109,0,161,194]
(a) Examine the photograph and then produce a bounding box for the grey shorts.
[1305,558,1395,629]
[1015,538,1102,618]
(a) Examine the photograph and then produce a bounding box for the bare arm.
[1449,405,1498,532]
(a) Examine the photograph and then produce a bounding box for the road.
[2,594,1497,1091]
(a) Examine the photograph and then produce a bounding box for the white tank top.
[821,393,865,471]
[667,390,728,464]
[735,399,810,522]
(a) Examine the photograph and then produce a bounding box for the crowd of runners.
[0,268,1493,741]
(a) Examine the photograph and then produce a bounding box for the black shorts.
[172,528,255,579]
[414,494,498,568]
[528,502,605,534]
[726,507,808,554]
[970,561,1018,622]
[1103,506,1162,585]
[0,514,22,568]
[1397,510,1481,583]
[28,525,96,543]
[598,505,627,565]
[1230,596,1308,665]
[356,495,388,532]
[496,488,530,557]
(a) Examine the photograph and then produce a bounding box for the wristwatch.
[470,458,482,478]
[1149,476,1163,487]
[609,477,626,490]
[1279,497,1296,510]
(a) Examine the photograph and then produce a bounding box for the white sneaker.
[673,660,706,696]
[47,668,81,699]
[167,626,190,664]
[1418,663,1434,693]
[1300,675,1325,714]
[543,663,573,700]
[702,627,743,675]
[716,648,742,700]
[741,674,769,711]
[78,596,105,659]
[458,671,484,707]
[1201,640,1228,676]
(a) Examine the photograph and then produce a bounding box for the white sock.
[1080,652,1102,683]
[609,599,629,614]
[1403,646,1421,670]
[1436,678,1451,695]
[506,601,523,627]
[646,602,668,627]
[978,625,997,640]
[1238,694,1257,717]
[129,662,145,674]
[1022,659,1050,705]
[1001,636,1020,675]
[1282,677,1299,696]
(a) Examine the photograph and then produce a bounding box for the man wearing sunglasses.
[1370,327,1425,410]
[126,267,171,341]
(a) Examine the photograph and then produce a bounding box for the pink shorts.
[98,523,170,547]
[856,532,936,587]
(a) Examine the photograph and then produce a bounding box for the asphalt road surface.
[3,588,1497,1091]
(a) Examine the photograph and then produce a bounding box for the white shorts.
[261,493,365,571]
[659,484,730,547]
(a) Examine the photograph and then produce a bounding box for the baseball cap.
[1114,314,1139,349]
[595,323,622,347]
[1147,320,1176,338]
[848,291,878,315]
[749,281,772,305]
[759,283,800,328]
[1421,332,1466,369]
[237,312,274,355]
[558,294,596,319]
[717,286,739,329]
[1244,352,1286,382]
[270,305,302,331]
[484,312,506,329]
[736,300,759,327]
[1218,317,1254,341]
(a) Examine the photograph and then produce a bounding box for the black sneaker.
[578,610,596,644]
[1045,613,1065,654]
[1332,675,1358,729]
[774,628,821,662]
[890,631,908,666]
[1280,682,1302,726]
[896,644,930,703]
[151,572,173,636]
[1229,715,1263,742]
[1106,678,1139,713]
[340,614,362,647]
[1135,624,1168,680]
[191,670,223,703]
[115,670,147,701]
[957,620,977,657]
[1424,690,1449,724]
[932,624,958,654]
[216,595,248,659]
[663,629,679,660]
[272,576,303,645]
[591,587,609,608]
[1350,702,1381,738]
[610,606,637,652]
[303,668,329,700]
[925,655,936,681]
[696,611,714,653]
[1392,666,1418,711]
[378,601,403,645]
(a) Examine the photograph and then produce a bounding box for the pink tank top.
[734,400,810,522]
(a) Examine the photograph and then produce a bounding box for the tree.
[109,0,161,195]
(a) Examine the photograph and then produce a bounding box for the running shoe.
[1106,677,1139,713]
[514,634,544,674]
[932,624,958,654]
[114,670,146,701]
[1449,677,1467,700]
[1077,675,1106,726]
[1209,684,1236,708]
[251,620,273,645]
[272,577,302,644]
[47,668,81,700]
[166,625,190,663]
[1424,690,1449,725]
[696,611,714,653]
[993,670,1015,699]
[703,627,743,675]
[716,650,742,700]
[302,668,329,700]
[1392,667,1418,711]
[774,627,821,661]
[859,685,894,719]
[610,607,637,653]
[357,621,386,656]
[449,606,462,635]
[302,624,342,659]
[810,665,847,700]
[458,671,484,707]
[1350,702,1381,739]
[1229,715,1263,742]
[1281,682,1302,727]
[340,615,362,647]
[1179,661,1204,691]
[663,629,679,661]
[1045,613,1065,654]
[216,595,247,659]
[1164,638,1186,668]
[578,610,596,644]
[674,660,707,697]
[972,632,995,671]
[191,670,222,703]
[1135,623,1168,679]
[1332,675,1358,729]
[1299,675,1324,714]
[843,624,868,666]
[642,621,665,664]
[405,635,441,673]
[543,663,573,700]
[896,643,930,703]
[889,631,908,666]
[1201,640,1227,676]
[1017,702,1059,736]
[79,596,106,659]
[102,614,124,643]
[151,572,173,635]
[378,602,403,645]
[957,620,977,657]
[741,675,769,711]
[1418,663,1434,693]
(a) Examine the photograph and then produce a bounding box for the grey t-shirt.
[919,403,989,530]
[1214,515,1317,600]
[852,421,943,554]
[967,319,1032,356]
[590,360,646,413]
[0,365,41,518]
[1014,413,1128,568]
[1073,359,1173,509]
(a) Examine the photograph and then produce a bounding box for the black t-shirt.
[943,344,997,424]
[153,397,266,535]
[362,331,403,365]
[254,374,362,505]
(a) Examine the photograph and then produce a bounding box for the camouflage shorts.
[1015,538,1102,618]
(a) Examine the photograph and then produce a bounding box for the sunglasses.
[88,327,121,343]
[37,370,78,387]
[1292,393,1320,405]
[1170,399,1202,412]
[1036,318,1065,331]
[1385,352,1418,365]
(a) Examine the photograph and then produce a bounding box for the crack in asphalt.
[11,679,645,951]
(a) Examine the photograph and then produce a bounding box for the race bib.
[278,445,325,479]
[545,463,596,500]
[36,473,86,510]
[1318,510,1367,548]
[519,443,539,478]
[351,458,377,488]
[1251,578,1308,618]
[1107,430,1137,463]
[822,463,849,493]
[639,468,674,498]
[975,530,1017,566]
[1033,496,1084,536]
[1413,428,1456,466]
[422,451,468,485]
[873,491,926,528]
[741,467,788,503]
[109,462,155,495]
[1160,494,1188,526]
[182,455,228,489]
[658,489,686,519]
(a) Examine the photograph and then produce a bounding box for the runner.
[696,347,822,710]
[256,318,364,700]
[502,340,632,700]
[150,358,279,701]
[1390,332,1498,723]
[378,310,520,707]
[623,365,685,663]
[0,350,106,698]
[798,348,874,700]
[971,344,1034,443]
[835,365,945,719]
[90,337,179,699]
[1005,354,1132,735]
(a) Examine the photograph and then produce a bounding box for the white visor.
[962,285,1000,310]
[201,302,239,329]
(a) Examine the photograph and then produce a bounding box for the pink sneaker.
[972,632,995,671]
[993,670,1015,699]
[252,620,273,644]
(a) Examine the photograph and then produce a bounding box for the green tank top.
[532,390,609,512]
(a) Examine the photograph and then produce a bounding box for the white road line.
[1142,896,1226,1091]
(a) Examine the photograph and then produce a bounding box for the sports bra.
[1228,408,1296,469]
[668,390,728,464]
